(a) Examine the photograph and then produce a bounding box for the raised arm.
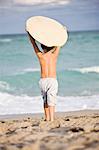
[28,32,42,58]
[53,46,60,58]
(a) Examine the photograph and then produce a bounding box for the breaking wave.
[0,92,99,115]
[69,66,99,74]
[0,38,12,43]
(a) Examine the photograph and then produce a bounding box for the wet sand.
[0,110,99,150]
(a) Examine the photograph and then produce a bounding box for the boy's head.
[41,44,55,52]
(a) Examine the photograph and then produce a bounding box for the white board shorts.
[39,78,58,106]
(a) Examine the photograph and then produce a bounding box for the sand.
[0,110,99,150]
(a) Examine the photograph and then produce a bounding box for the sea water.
[0,31,99,115]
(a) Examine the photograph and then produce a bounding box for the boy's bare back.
[28,33,60,78]
[39,51,57,78]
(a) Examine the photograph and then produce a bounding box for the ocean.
[0,31,99,115]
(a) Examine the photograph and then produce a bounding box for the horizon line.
[0,29,99,36]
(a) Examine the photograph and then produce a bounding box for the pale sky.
[0,0,99,34]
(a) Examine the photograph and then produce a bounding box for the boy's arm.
[53,46,60,58]
[28,33,42,58]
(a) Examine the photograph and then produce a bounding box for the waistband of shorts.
[39,77,57,81]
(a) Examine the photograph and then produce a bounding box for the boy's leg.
[49,106,55,121]
[44,100,50,121]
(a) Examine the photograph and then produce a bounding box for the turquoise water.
[0,31,99,114]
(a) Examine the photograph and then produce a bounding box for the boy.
[28,33,60,121]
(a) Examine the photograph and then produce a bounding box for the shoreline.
[0,109,99,120]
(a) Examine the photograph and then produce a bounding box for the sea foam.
[0,81,10,90]
[0,38,12,43]
[0,92,99,115]
[9,68,40,76]
[69,66,99,74]
[23,68,40,73]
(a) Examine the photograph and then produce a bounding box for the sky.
[0,0,99,34]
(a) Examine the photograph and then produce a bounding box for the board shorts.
[39,78,58,106]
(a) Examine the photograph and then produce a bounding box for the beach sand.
[0,110,99,150]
